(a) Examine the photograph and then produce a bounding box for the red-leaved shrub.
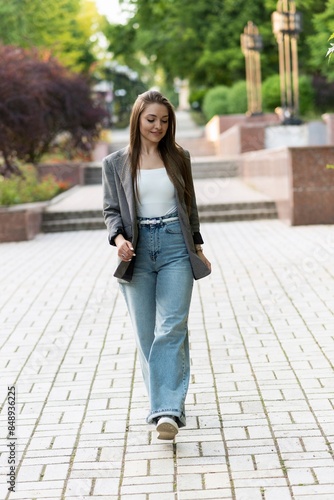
[0,46,107,176]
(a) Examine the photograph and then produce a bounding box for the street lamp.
[241,21,263,116]
[272,0,302,124]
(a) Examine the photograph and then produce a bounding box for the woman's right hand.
[197,250,212,272]
[115,235,136,262]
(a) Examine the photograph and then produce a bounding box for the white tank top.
[136,167,177,218]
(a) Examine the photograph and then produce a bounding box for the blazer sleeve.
[184,150,204,245]
[102,155,125,245]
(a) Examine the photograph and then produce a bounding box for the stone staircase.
[42,199,277,232]
[41,178,278,233]
[41,112,278,232]
[83,157,241,186]
[84,163,102,185]
[42,209,105,233]
[198,201,278,222]
[192,156,240,178]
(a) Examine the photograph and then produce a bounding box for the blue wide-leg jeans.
[119,217,193,428]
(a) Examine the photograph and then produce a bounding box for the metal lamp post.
[272,0,302,124]
[241,21,263,116]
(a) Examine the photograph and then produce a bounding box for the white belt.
[138,216,179,225]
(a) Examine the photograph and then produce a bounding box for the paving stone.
[177,472,203,491]
[179,491,232,500]
[149,494,176,500]
[149,458,175,476]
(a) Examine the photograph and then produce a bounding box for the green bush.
[228,81,248,114]
[0,164,68,206]
[298,75,315,115]
[201,81,248,119]
[189,88,207,111]
[262,74,281,112]
[201,76,314,121]
[0,46,106,177]
[202,85,230,121]
[262,74,315,115]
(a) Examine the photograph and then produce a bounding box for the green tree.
[107,0,275,87]
[105,0,325,87]
[0,0,103,73]
[105,0,334,112]
[308,0,334,79]
[327,33,334,60]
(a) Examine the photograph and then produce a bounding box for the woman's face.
[139,103,169,146]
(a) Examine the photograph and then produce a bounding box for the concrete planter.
[0,156,106,243]
[0,201,47,243]
[0,159,96,243]
[242,145,334,225]
[0,186,78,243]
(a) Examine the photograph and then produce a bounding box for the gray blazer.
[102,147,211,282]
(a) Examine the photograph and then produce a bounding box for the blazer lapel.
[115,148,137,221]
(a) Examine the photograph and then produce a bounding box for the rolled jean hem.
[147,410,186,428]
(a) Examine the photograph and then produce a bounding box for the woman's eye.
[146,119,168,124]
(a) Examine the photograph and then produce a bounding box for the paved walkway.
[45,109,272,215]
[1,220,334,499]
[47,109,272,214]
[1,111,334,499]
[45,179,273,214]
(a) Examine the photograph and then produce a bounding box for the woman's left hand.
[197,250,212,272]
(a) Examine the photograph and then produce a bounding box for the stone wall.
[0,161,87,243]
[265,122,327,149]
[205,113,280,156]
[218,123,267,156]
[242,146,334,225]
[206,113,334,157]
[37,162,85,186]
[0,203,46,242]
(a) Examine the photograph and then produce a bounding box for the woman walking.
[102,90,211,440]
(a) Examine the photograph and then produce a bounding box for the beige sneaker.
[156,416,178,440]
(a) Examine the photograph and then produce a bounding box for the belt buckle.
[146,218,158,225]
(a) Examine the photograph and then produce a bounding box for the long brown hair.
[128,90,193,213]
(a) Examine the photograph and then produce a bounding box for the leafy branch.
[326,33,334,60]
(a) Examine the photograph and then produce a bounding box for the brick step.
[84,164,102,185]
[42,199,277,232]
[198,199,278,222]
[83,158,241,185]
[198,200,276,211]
[199,207,278,222]
[43,210,101,221]
[192,157,240,178]
[42,217,105,232]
